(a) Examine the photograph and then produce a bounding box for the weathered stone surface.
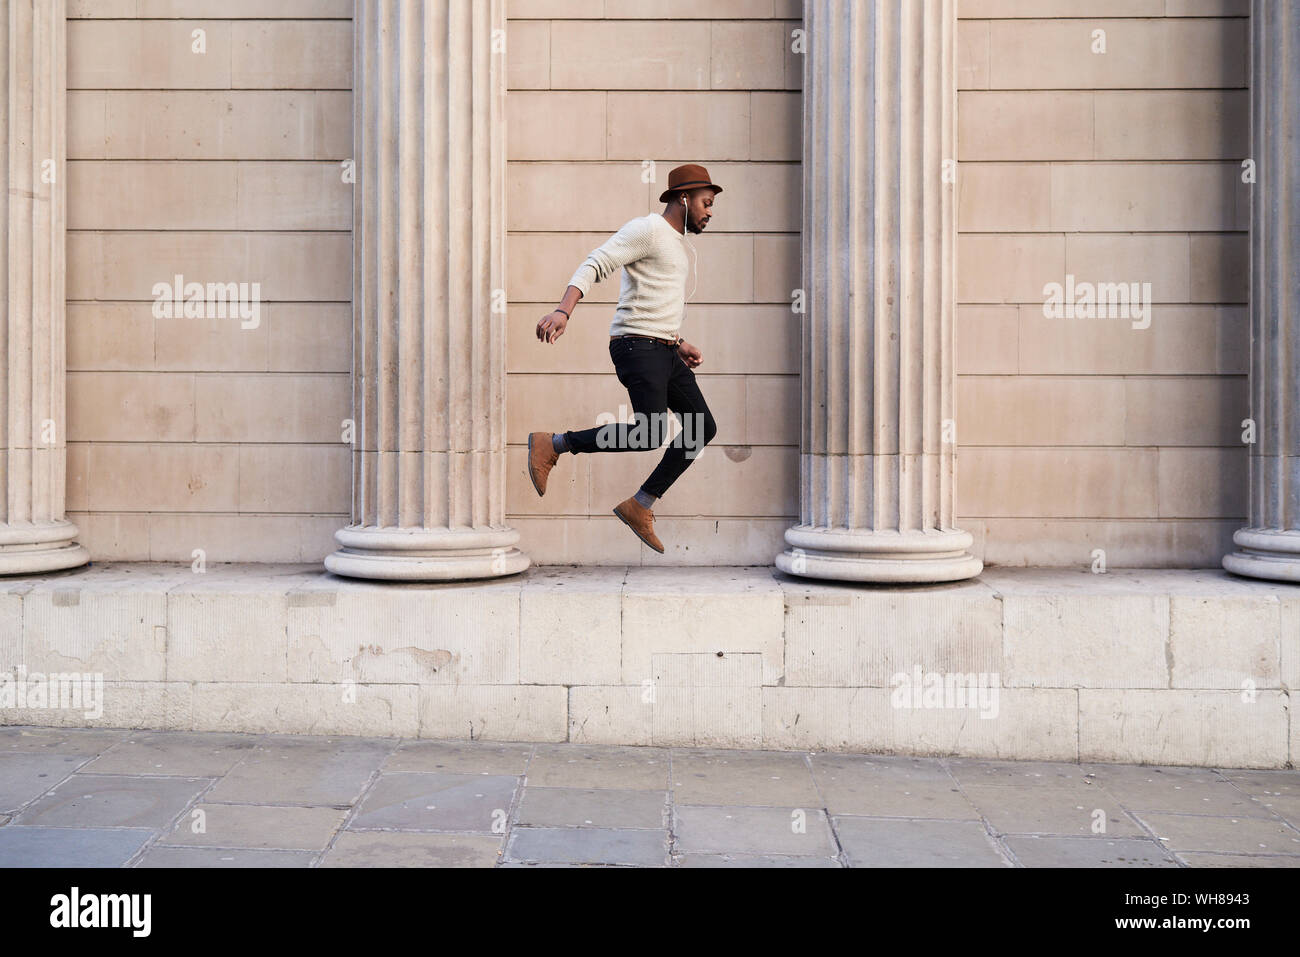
[161,804,346,851]
[0,826,152,867]
[527,743,670,790]
[809,754,980,819]
[670,748,819,807]
[517,787,666,828]
[383,740,533,775]
[418,685,567,743]
[287,579,522,684]
[1079,690,1289,767]
[1135,811,1300,855]
[673,805,836,857]
[0,753,90,813]
[1004,836,1178,868]
[1169,596,1281,689]
[505,826,668,866]
[80,731,261,777]
[320,832,502,868]
[782,578,1002,686]
[963,783,1144,837]
[348,772,518,833]
[834,818,1008,867]
[204,736,391,806]
[15,773,209,828]
[1003,594,1169,688]
[193,682,419,737]
[137,846,316,868]
[762,687,1078,761]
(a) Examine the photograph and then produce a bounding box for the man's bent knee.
[680,410,717,457]
[702,412,718,446]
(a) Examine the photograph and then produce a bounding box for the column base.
[1222,528,1300,583]
[775,525,982,584]
[0,521,91,576]
[325,525,530,582]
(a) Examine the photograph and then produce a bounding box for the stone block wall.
[64,0,354,562]
[955,0,1251,567]
[58,0,1256,568]
[504,0,804,565]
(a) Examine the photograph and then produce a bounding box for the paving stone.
[1086,764,1271,817]
[384,740,533,775]
[497,861,622,868]
[527,744,669,789]
[811,754,978,819]
[81,731,263,777]
[1219,769,1300,795]
[9,724,1300,868]
[204,735,393,806]
[0,826,153,867]
[160,803,346,850]
[0,753,89,813]
[0,727,129,755]
[1178,852,1300,868]
[349,772,518,832]
[320,831,502,867]
[835,818,1008,867]
[1218,770,1300,825]
[517,787,666,828]
[1135,812,1300,855]
[136,846,316,868]
[1004,836,1179,868]
[671,749,820,807]
[677,853,841,868]
[14,773,210,828]
[946,758,1099,788]
[1082,762,1222,790]
[506,826,668,866]
[963,783,1144,837]
[674,805,836,856]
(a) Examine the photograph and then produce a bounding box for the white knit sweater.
[567,213,691,339]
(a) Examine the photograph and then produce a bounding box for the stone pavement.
[0,726,1298,868]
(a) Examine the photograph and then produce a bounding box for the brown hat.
[658,164,723,203]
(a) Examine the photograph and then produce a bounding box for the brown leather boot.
[527,431,561,496]
[613,497,664,553]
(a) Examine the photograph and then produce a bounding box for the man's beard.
[686,211,703,234]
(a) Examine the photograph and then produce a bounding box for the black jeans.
[563,337,718,498]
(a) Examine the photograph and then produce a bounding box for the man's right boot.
[612,496,664,553]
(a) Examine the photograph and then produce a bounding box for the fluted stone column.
[0,0,88,575]
[776,0,980,583]
[326,0,528,580]
[1223,2,1300,582]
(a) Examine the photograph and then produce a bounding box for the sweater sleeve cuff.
[567,264,595,298]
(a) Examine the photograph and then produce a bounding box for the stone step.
[0,563,1295,768]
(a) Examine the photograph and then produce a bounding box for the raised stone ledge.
[1,563,1295,768]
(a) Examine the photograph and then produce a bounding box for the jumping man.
[527,164,722,554]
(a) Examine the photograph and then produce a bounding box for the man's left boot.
[528,431,561,496]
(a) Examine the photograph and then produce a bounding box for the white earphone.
[678,195,698,324]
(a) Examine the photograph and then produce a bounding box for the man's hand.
[677,340,703,368]
[536,310,568,344]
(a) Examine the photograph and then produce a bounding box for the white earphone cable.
[680,197,698,330]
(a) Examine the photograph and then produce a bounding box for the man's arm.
[536,218,653,345]
[567,217,652,296]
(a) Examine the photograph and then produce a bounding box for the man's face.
[684,189,715,234]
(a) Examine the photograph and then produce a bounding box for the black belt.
[610,333,679,346]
